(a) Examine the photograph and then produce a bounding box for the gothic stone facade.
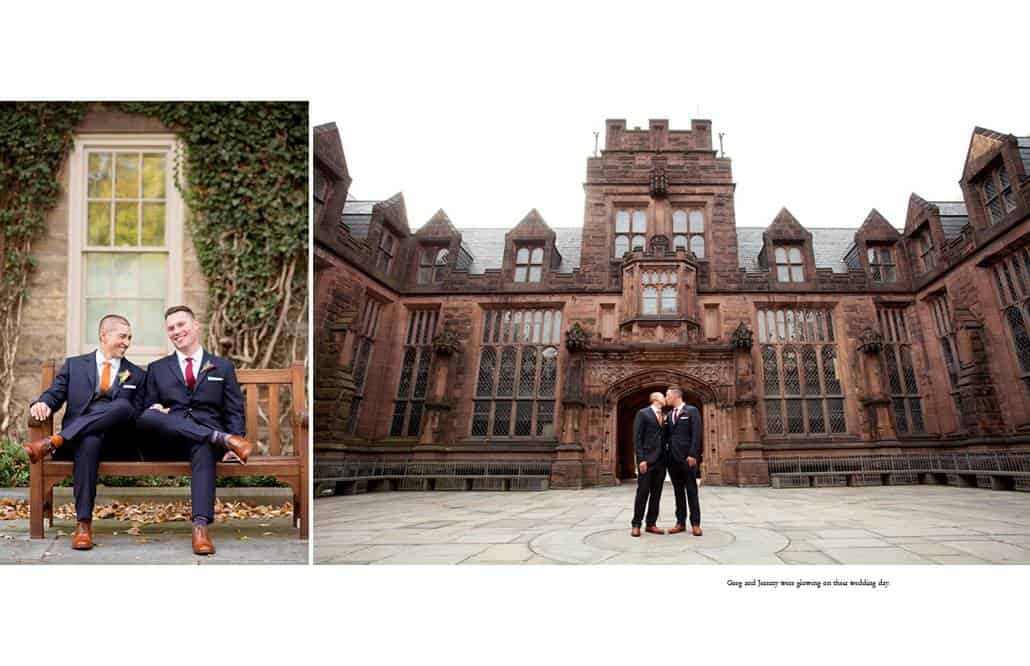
[315,119,1030,489]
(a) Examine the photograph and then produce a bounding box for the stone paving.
[0,518,308,564]
[314,482,1030,564]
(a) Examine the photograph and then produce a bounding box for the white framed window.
[774,245,805,282]
[672,208,705,258]
[67,135,184,361]
[514,246,543,282]
[613,208,647,257]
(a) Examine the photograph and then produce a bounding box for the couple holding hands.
[21,306,255,555]
[631,386,703,538]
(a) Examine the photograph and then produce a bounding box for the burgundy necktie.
[185,357,196,391]
[673,407,678,424]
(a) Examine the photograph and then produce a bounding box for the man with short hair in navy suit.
[631,391,668,537]
[22,314,147,550]
[663,386,703,536]
[135,305,254,555]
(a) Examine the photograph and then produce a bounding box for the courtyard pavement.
[314,482,1030,564]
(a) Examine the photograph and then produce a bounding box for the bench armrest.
[27,414,53,439]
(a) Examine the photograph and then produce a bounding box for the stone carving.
[431,327,461,356]
[649,167,668,198]
[649,235,669,257]
[731,322,752,350]
[857,327,884,354]
[566,322,589,351]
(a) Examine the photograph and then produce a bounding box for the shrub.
[0,437,29,487]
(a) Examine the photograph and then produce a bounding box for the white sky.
[325,2,1029,231]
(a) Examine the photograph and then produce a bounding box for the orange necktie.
[657,410,662,426]
[100,361,111,392]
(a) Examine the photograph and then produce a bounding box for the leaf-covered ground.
[0,497,292,524]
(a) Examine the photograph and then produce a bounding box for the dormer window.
[514,246,543,282]
[981,164,1017,225]
[774,245,804,282]
[916,229,936,273]
[375,229,396,273]
[672,209,705,258]
[868,245,896,283]
[641,270,677,315]
[417,247,449,284]
[614,208,647,257]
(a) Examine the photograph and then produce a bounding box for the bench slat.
[268,384,281,456]
[237,369,293,384]
[245,384,259,444]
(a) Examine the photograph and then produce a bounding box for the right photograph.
[312,117,1030,566]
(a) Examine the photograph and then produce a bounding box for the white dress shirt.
[175,347,205,382]
[95,349,121,388]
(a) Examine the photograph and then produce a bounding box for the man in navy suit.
[663,387,702,536]
[22,314,146,550]
[631,391,668,537]
[135,305,254,555]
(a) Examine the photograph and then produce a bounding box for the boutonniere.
[118,369,131,384]
[200,361,216,374]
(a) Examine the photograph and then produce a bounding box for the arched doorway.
[614,385,704,481]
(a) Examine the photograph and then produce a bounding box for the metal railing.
[315,460,553,482]
[767,452,1030,477]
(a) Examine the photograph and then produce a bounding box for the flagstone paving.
[314,483,1030,565]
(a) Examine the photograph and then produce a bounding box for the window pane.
[674,235,687,250]
[139,253,168,298]
[643,286,658,315]
[493,401,512,436]
[661,286,676,313]
[536,401,554,437]
[497,347,517,396]
[762,346,780,395]
[87,202,111,245]
[476,348,496,396]
[790,265,804,282]
[632,235,646,251]
[518,347,537,397]
[788,247,802,263]
[689,210,704,232]
[412,348,432,399]
[690,235,704,258]
[514,267,527,282]
[632,210,646,233]
[516,248,529,264]
[539,347,557,398]
[390,401,407,437]
[529,266,542,282]
[397,348,416,398]
[615,235,628,256]
[615,210,629,233]
[141,203,165,246]
[514,401,533,436]
[406,401,424,437]
[807,398,825,433]
[673,210,687,233]
[114,202,138,246]
[471,401,491,436]
[782,348,800,396]
[765,399,783,434]
[115,153,140,199]
[530,248,543,264]
[775,247,787,263]
[136,299,167,348]
[435,248,449,265]
[87,152,113,198]
[141,153,166,199]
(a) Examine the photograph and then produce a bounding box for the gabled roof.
[738,227,857,274]
[765,207,809,237]
[931,200,969,240]
[856,208,900,239]
[415,209,461,239]
[506,208,555,238]
[459,228,582,274]
[963,126,1012,179]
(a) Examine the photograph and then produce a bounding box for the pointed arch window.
[928,293,962,420]
[878,307,925,433]
[390,309,438,437]
[991,247,1030,395]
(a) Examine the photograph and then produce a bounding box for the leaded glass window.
[375,229,395,273]
[928,293,962,417]
[980,164,1017,225]
[388,309,438,437]
[991,247,1030,394]
[347,296,383,434]
[917,229,936,273]
[672,208,705,258]
[868,245,897,283]
[640,270,678,315]
[758,307,846,435]
[471,308,561,438]
[878,307,924,433]
[417,247,449,284]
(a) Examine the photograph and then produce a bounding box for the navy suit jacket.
[664,404,702,465]
[633,406,665,467]
[141,351,245,436]
[35,352,147,428]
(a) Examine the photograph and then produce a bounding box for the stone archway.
[602,369,720,485]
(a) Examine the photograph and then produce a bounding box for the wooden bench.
[27,360,309,540]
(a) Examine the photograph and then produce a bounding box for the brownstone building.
[315,118,1030,491]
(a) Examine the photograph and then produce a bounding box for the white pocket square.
[207,376,224,382]
[123,384,137,389]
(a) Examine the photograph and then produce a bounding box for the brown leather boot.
[630,526,641,537]
[691,524,703,536]
[224,435,254,465]
[22,437,56,464]
[72,520,93,550]
[667,524,687,534]
[192,525,216,555]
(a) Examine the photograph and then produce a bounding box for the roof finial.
[718,132,725,158]
[593,130,599,157]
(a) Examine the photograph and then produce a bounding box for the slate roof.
[1019,137,1030,174]
[342,200,376,240]
[737,227,861,274]
[932,201,969,240]
[459,227,583,274]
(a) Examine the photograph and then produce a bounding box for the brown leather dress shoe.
[667,524,687,534]
[631,527,641,537]
[72,520,93,550]
[224,435,254,465]
[691,525,703,536]
[192,525,216,555]
[22,437,55,464]
[645,525,666,535]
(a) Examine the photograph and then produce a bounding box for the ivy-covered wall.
[0,102,309,440]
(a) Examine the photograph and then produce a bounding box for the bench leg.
[299,473,309,542]
[46,486,54,527]
[29,462,45,539]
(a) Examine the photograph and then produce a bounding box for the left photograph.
[0,102,309,564]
